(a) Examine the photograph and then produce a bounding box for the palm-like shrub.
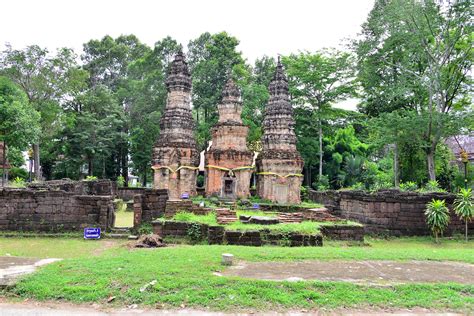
[454,188,473,241]
[425,199,450,243]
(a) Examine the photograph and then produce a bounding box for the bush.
[453,188,473,241]
[425,199,450,243]
[137,223,153,235]
[85,175,98,181]
[300,186,309,201]
[421,180,445,193]
[10,177,26,188]
[349,182,365,190]
[116,176,125,188]
[400,181,418,192]
[312,175,329,191]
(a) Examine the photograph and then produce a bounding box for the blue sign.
[252,203,260,209]
[181,192,190,199]
[84,227,101,239]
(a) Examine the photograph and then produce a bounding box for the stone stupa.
[256,57,304,204]
[205,77,253,199]
[152,51,199,199]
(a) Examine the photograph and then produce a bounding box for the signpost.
[181,192,190,199]
[84,227,101,240]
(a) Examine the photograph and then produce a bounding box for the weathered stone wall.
[0,188,115,232]
[28,179,117,197]
[117,187,146,201]
[309,189,473,236]
[151,220,323,246]
[133,189,168,227]
[320,225,365,241]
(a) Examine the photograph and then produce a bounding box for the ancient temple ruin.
[256,58,304,204]
[152,51,199,200]
[205,78,253,199]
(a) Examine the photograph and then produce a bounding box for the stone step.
[105,233,130,239]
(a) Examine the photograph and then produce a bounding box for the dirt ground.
[221,260,474,285]
[0,299,465,316]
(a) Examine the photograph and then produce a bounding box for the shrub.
[400,181,418,192]
[187,223,203,243]
[85,175,98,181]
[116,176,125,188]
[312,175,329,191]
[422,180,445,193]
[425,199,450,243]
[10,177,26,188]
[300,186,309,201]
[137,223,153,235]
[453,188,473,241]
[349,182,365,190]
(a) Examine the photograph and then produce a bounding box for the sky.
[0,0,375,109]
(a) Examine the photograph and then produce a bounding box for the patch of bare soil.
[92,240,124,256]
[0,298,465,315]
[221,260,474,285]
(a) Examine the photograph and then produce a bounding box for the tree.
[82,35,150,184]
[356,0,473,182]
[283,50,357,181]
[0,77,40,185]
[0,45,84,180]
[187,32,247,148]
[453,188,473,241]
[425,199,450,243]
[369,110,425,186]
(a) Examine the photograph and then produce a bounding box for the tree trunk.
[88,157,93,176]
[33,143,42,181]
[142,166,147,187]
[318,119,323,179]
[466,221,468,242]
[393,143,400,187]
[427,149,436,181]
[435,231,438,243]
[121,143,128,188]
[305,167,310,186]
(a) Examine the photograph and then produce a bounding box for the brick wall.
[309,189,473,236]
[133,189,168,227]
[0,188,115,232]
[117,187,146,201]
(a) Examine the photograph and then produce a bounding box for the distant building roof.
[445,134,474,161]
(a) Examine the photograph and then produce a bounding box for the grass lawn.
[114,210,134,227]
[1,236,473,312]
[169,211,360,234]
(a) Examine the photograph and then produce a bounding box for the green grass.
[115,210,134,227]
[3,237,474,312]
[169,211,360,235]
[0,237,127,259]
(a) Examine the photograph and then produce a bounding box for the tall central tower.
[152,51,199,199]
[205,78,253,199]
[256,58,303,204]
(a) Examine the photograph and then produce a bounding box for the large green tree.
[0,77,40,185]
[283,50,357,182]
[0,45,85,180]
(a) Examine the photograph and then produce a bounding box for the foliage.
[425,199,450,243]
[453,188,474,241]
[85,175,98,181]
[186,223,204,243]
[421,180,445,193]
[116,176,125,188]
[137,223,153,235]
[312,175,329,191]
[399,181,418,192]
[10,177,26,188]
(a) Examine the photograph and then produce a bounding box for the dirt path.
[221,260,474,285]
[0,300,464,316]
